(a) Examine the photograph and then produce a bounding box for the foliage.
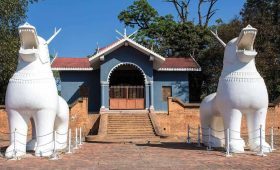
[118,0,212,57]
[199,19,243,99]
[0,0,38,104]
[240,0,280,101]
[118,0,158,29]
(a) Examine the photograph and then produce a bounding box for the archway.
[108,63,146,110]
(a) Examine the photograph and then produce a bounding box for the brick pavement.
[0,142,280,170]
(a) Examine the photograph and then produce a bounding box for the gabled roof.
[51,57,201,71]
[51,34,200,71]
[52,57,93,71]
[88,37,166,70]
[159,57,201,71]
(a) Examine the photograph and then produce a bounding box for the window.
[162,86,172,101]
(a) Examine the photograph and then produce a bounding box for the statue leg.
[200,110,212,146]
[54,96,69,150]
[223,109,245,153]
[200,93,218,146]
[26,118,37,151]
[33,109,56,157]
[247,108,271,152]
[5,109,30,158]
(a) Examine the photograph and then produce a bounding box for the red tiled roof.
[98,39,122,53]
[159,57,200,69]
[51,57,200,71]
[51,57,91,68]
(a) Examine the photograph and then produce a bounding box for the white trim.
[89,39,126,63]
[126,38,166,61]
[51,67,201,72]
[158,68,201,71]
[51,67,93,71]
[88,37,166,70]
[107,62,147,83]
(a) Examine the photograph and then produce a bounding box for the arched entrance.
[108,63,146,110]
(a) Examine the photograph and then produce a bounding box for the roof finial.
[96,42,100,53]
[124,27,127,37]
[115,28,138,40]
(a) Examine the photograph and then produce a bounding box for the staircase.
[86,113,160,143]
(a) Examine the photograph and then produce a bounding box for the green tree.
[199,19,242,99]
[0,0,38,104]
[118,0,212,57]
[118,0,158,29]
[240,0,280,101]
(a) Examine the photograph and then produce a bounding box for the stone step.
[108,116,149,117]
[107,126,153,130]
[108,121,151,123]
[108,119,149,121]
[101,113,157,142]
[107,130,155,133]
[107,126,153,129]
[107,134,156,137]
[108,123,152,125]
[108,122,151,124]
[108,115,149,117]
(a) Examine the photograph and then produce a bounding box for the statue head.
[18,22,61,64]
[18,23,50,63]
[226,25,258,63]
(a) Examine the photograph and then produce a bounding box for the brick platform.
[0,142,280,169]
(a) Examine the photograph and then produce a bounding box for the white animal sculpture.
[5,23,69,158]
[200,25,271,153]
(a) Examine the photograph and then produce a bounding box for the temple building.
[51,36,201,113]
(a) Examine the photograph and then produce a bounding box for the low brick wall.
[152,98,200,137]
[0,105,9,134]
[0,97,100,138]
[1,96,279,140]
[68,97,100,137]
[152,97,280,138]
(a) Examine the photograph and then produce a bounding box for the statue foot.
[5,144,26,159]
[26,139,37,151]
[56,142,67,151]
[249,141,271,153]
[35,145,54,157]
[229,139,245,153]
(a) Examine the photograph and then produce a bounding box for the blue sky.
[26,0,245,57]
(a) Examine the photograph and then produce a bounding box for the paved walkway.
[0,142,280,169]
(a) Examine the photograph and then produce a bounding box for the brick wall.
[0,97,100,138]
[152,97,280,138]
[1,95,279,140]
[152,98,200,137]
[0,105,9,134]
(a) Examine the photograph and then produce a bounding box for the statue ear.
[39,53,49,64]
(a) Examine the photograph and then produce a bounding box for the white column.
[145,82,150,110]
[100,81,109,111]
[149,81,154,111]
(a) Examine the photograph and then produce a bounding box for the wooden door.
[109,86,144,110]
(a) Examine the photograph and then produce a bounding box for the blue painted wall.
[153,71,189,111]
[60,70,101,112]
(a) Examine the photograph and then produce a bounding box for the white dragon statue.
[5,23,69,158]
[200,25,271,153]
